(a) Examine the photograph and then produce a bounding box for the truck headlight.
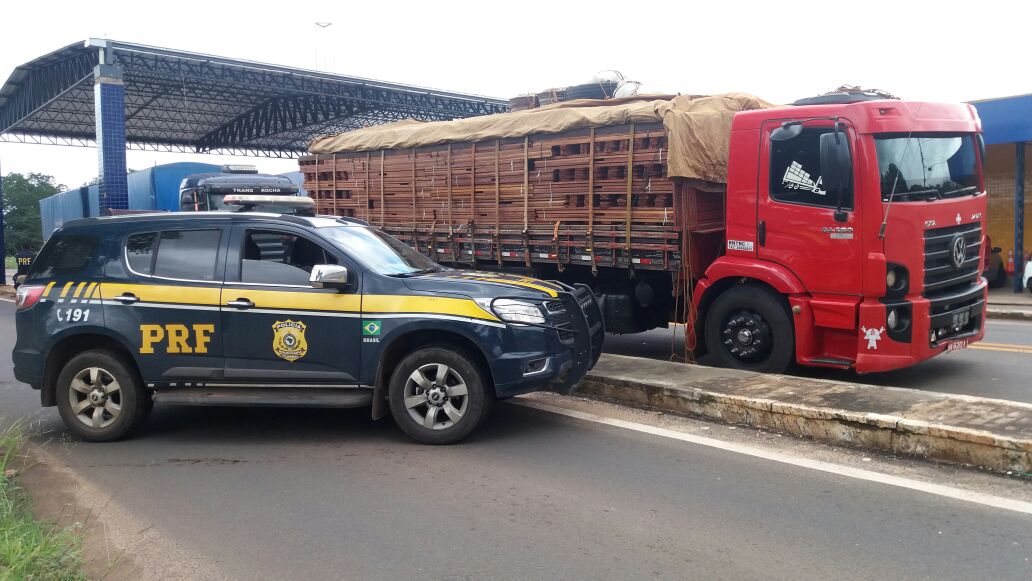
[887,309,899,330]
[475,298,545,324]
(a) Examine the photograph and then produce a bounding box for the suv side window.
[769,126,853,209]
[125,232,158,275]
[152,229,222,281]
[240,230,337,286]
[28,235,100,279]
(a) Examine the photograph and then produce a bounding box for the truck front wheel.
[388,346,493,444]
[703,286,795,374]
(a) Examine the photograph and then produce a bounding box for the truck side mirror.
[180,193,194,210]
[770,122,803,142]
[310,264,349,289]
[820,131,852,222]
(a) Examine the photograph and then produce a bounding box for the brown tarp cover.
[308,93,776,184]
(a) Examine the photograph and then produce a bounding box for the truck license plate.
[947,340,968,352]
[951,311,970,328]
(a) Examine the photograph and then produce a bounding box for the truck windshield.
[320,226,441,276]
[875,133,980,202]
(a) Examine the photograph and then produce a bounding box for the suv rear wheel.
[55,350,150,442]
[387,346,492,444]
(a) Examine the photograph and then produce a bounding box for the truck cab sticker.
[782,161,826,195]
[861,326,885,350]
[727,240,755,252]
[272,320,308,362]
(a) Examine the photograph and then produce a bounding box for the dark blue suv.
[13,212,603,444]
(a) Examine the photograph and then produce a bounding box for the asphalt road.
[0,301,1029,579]
[606,319,1032,403]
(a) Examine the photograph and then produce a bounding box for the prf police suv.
[13,210,603,444]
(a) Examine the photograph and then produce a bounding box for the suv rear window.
[151,229,221,281]
[28,235,100,279]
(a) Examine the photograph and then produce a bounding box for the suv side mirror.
[310,264,349,289]
[820,130,852,222]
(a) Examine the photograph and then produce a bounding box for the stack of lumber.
[300,121,724,274]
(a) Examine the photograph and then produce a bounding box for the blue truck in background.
[40,162,306,238]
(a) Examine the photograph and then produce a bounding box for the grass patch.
[3,257,13,270]
[0,423,86,581]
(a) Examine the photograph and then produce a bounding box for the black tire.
[387,346,492,445]
[704,286,795,374]
[55,350,150,442]
[988,267,1007,289]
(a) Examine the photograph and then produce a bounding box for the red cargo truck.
[301,92,987,374]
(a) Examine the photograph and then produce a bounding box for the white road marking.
[513,399,1032,516]
[0,297,14,303]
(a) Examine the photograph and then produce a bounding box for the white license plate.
[946,340,968,352]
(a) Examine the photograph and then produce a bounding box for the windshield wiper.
[387,267,441,278]
[940,185,979,198]
[885,188,940,202]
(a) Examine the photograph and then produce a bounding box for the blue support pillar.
[0,156,6,286]
[1015,142,1026,293]
[94,61,128,212]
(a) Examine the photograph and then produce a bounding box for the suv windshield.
[320,226,440,276]
[875,133,980,202]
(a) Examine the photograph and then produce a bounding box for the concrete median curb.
[580,355,1032,474]
[987,306,1032,321]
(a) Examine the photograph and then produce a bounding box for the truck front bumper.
[855,281,987,373]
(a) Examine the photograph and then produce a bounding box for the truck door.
[101,227,226,381]
[219,225,362,383]
[757,120,862,295]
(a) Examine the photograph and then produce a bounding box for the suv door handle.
[114,293,140,304]
[226,298,255,310]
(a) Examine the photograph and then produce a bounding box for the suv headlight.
[475,298,545,324]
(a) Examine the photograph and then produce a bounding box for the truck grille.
[923,223,981,297]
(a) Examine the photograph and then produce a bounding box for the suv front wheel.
[387,346,493,444]
[55,350,151,442]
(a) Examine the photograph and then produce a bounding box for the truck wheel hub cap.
[428,388,446,405]
[722,310,773,363]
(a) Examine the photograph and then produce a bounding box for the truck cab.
[696,97,987,373]
[179,165,303,213]
[12,212,603,444]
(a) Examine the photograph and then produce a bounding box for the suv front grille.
[923,223,981,297]
[544,300,566,313]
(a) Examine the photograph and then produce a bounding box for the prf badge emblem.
[272,320,308,362]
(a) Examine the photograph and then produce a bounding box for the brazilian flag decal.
[362,320,382,336]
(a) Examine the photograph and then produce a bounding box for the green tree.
[3,172,63,255]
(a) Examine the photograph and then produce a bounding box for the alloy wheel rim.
[68,367,122,429]
[721,309,773,363]
[403,363,469,430]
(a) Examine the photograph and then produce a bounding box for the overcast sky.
[0,0,1024,190]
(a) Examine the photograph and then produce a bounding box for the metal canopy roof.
[0,39,509,158]
[969,93,1032,145]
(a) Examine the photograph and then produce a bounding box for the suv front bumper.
[492,284,605,397]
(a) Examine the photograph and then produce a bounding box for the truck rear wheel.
[55,350,150,442]
[704,286,795,374]
[387,346,492,445]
